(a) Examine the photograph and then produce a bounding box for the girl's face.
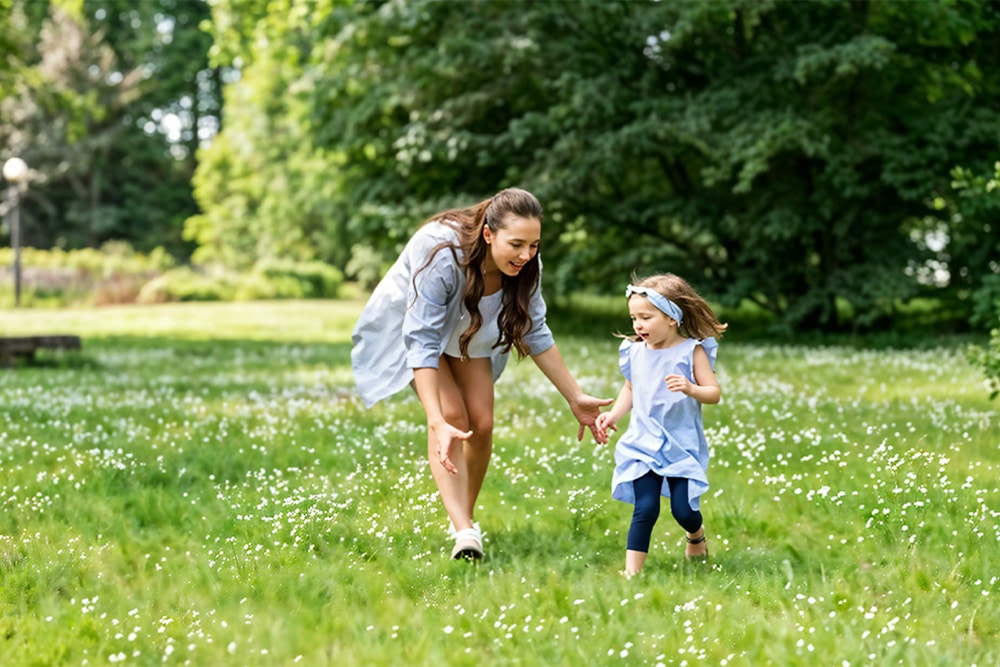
[483,215,541,277]
[628,295,677,349]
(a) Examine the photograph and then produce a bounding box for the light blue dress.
[351,221,555,408]
[611,337,719,511]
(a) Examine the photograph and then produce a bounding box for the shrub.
[967,276,1000,400]
[0,243,174,307]
[0,245,346,306]
[136,267,237,303]
[345,244,387,292]
[968,331,1000,400]
[232,272,289,301]
[251,258,343,298]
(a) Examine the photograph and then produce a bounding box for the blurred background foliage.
[1,0,998,346]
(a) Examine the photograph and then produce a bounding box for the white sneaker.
[451,527,483,560]
[447,521,483,541]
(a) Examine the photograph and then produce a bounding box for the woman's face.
[483,215,541,277]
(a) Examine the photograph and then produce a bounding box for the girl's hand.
[432,422,473,475]
[594,412,617,445]
[665,373,693,395]
[569,394,615,442]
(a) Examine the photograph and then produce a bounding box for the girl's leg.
[444,356,495,521]
[665,477,703,533]
[625,470,663,575]
[624,550,647,576]
[684,526,708,560]
[666,477,707,559]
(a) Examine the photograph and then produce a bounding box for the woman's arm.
[531,344,613,440]
[402,239,461,373]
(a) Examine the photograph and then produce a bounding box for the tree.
[185,0,344,268]
[0,0,17,97]
[192,0,1000,330]
[0,0,218,256]
[952,161,1000,397]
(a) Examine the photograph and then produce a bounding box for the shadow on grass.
[3,335,356,374]
[12,335,355,372]
[2,349,98,370]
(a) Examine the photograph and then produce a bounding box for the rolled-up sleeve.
[524,266,555,356]
[403,242,460,370]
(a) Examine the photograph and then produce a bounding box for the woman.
[352,187,611,559]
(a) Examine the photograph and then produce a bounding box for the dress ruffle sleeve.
[618,339,633,382]
[697,337,719,371]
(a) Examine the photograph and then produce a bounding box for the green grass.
[1,300,998,666]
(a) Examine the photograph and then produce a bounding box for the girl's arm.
[665,345,721,404]
[531,344,613,441]
[594,380,633,444]
[412,367,473,475]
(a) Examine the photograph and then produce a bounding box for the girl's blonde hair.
[624,273,728,341]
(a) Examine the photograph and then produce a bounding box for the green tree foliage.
[950,162,1000,328]
[186,0,345,269]
[953,161,1000,397]
[193,0,1000,330]
[0,0,217,257]
[0,0,17,97]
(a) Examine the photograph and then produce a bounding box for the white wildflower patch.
[0,333,995,665]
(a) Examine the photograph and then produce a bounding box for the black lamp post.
[3,157,28,308]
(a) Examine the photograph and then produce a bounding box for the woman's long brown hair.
[414,188,543,360]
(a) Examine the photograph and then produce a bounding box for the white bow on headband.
[625,285,683,323]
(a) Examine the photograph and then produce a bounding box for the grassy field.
[1,301,998,666]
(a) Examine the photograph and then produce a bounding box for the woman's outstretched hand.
[432,422,473,475]
[570,394,615,441]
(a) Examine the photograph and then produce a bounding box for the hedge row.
[0,244,343,307]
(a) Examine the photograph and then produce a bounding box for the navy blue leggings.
[626,471,703,553]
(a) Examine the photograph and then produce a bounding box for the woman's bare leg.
[445,356,495,519]
[423,355,494,538]
[425,356,476,532]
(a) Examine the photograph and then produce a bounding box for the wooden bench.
[0,335,82,367]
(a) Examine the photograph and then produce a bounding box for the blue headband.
[626,285,683,323]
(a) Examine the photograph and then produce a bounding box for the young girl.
[594,273,727,576]
[352,187,611,560]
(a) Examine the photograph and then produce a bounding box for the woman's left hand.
[570,394,615,441]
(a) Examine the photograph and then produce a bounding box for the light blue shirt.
[351,221,555,408]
